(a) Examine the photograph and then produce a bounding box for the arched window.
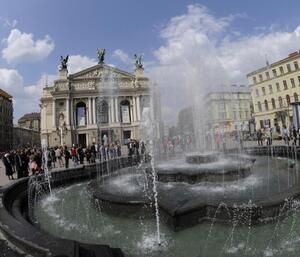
[278,97,283,108]
[271,98,276,109]
[264,100,269,111]
[120,100,131,123]
[286,94,291,106]
[97,100,109,124]
[257,101,262,112]
[294,93,299,102]
[76,101,86,126]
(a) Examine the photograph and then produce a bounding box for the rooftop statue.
[60,55,69,70]
[97,48,105,64]
[134,54,143,69]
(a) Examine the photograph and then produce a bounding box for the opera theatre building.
[40,52,152,147]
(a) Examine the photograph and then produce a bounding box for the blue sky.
[2,0,300,123]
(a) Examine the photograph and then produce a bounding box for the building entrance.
[78,134,86,147]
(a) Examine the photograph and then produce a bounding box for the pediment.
[69,64,135,80]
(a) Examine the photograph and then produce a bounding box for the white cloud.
[0,68,56,121]
[150,4,300,124]
[0,68,23,94]
[0,17,18,28]
[112,49,131,64]
[68,55,97,74]
[2,29,55,64]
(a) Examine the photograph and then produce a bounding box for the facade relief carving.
[73,80,96,90]
[55,82,69,91]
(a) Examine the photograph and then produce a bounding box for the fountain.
[2,64,300,257]
[29,147,300,257]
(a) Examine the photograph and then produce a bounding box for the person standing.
[90,143,96,163]
[77,145,84,164]
[71,145,78,166]
[265,126,272,146]
[214,129,221,150]
[55,147,63,167]
[14,151,23,179]
[282,125,290,145]
[140,141,146,155]
[3,153,14,180]
[292,126,297,146]
[257,129,263,146]
[64,146,71,169]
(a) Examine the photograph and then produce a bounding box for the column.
[130,99,133,123]
[109,105,112,124]
[52,99,56,128]
[92,97,96,124]
[136,95,141,121]
[40,106,44,131]
[66,98,70,125]
[70,99,73,126]
[44,106,47,130]
[110,97,115,123]
[114,97,119,123]
[88,97,92,125]
[133,97,137,122]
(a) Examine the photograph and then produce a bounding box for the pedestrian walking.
[3,153,14,180]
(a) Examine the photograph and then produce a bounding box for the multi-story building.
[203,86,252,133]
[0,89,13,151]
[247,51,300,131]
[13,126,40,148]
[40,52,157,147]
[18,112,41,132]
[177,106,194,136]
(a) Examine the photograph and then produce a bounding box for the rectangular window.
[283,80,288,90]
[268,84,273,94]
[260,120,264,129]
[233,111,237,119]
[279,66,284,74]
[259,74,263,82]
[298,76,300,85]
[276,82,280,91]
[265,72,270,79]
[253,76,257,84]
[256,89,259,97]
[291,78,296,88]
[294,61,299,70]
[262,87,266,95]
[287,63,291,72]
[272,69,277,77]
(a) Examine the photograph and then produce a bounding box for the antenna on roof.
[265,54,270,67]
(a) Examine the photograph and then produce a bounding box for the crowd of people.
[162,135,194,154]
[256,125,300,146]
[1,139,146,181]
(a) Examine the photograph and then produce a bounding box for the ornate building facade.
[40,56,152,147]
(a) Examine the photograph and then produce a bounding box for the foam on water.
[108,173,145,194]
[188,175,260,193]
[137,232,168,254]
